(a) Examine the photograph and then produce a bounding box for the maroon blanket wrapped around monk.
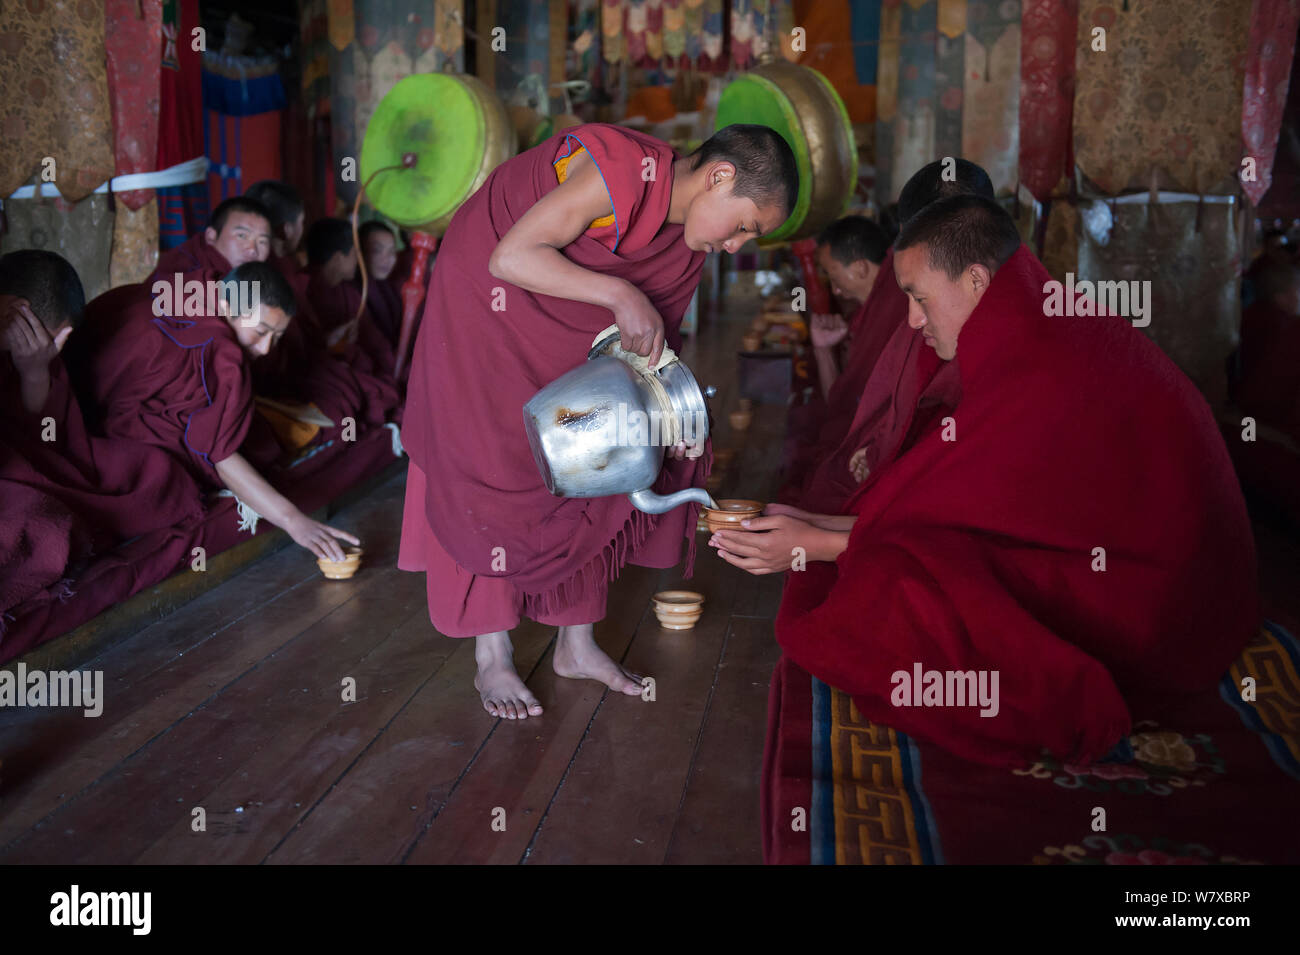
[403,123,707,614]
[780,250,909,503]
[777,246,1259,769]
[69,284,254,486]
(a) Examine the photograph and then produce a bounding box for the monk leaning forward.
[400,123,798,719]
[73,262,360,563]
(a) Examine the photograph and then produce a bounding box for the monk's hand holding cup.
[286,514,361,562]
[709,513,819,575]
[613,284,666,367]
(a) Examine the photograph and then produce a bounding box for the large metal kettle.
[523,329,718,514]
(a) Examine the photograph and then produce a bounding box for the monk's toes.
[617,670,644,695]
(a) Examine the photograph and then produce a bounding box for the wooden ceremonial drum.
[360,73,516,235]
[714,60,858,243]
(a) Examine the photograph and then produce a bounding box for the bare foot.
[552,623,644,696]
[473,631,543,720]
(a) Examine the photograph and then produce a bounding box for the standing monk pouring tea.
[400,123,797,719]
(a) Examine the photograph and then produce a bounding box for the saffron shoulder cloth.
[776,246,1259,769]
[402,124,707,616]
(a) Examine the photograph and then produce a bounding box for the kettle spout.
[628,487,719,515]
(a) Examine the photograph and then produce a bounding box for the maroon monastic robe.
[1,353,202,616]
[307,270,398,380]
[149,231,230,284]
[253,255,398,427]
[776,246,1258,769]
[73,284,256,486]
[779,249,909,504]
[799,314,959,513]
[362,274,404,352]
[401,124,708,623]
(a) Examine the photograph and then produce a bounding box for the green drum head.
[715,73,811,243]
[360,74,489,230]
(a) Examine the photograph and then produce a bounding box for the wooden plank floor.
[0,291,787,865]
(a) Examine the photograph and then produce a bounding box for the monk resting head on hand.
[206,196,274,270]
[0,249,84,413]
[893,194,1021,361]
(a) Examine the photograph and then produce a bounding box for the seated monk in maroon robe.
[0,251,202,618]
[356,220,404,353]
[1237,260,1300,445]
[711,196,1258,768]
[305,218,398,382]
[400,122,797,720]
[780,159,993,506]
[808,216,892,403]
[242,181,388,437]
[151,195,272,286]
[73,261,359,562]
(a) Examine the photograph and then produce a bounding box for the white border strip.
[4,157,208,201]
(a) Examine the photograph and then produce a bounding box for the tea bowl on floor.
[317,546,363,580]
[653,590,705,630]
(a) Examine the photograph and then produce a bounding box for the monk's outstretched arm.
[488,153,669,365]
[214,452,360,561]
[766,502,858,532]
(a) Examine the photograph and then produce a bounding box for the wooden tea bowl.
[701,499,763,535]
[317,546,364,580]
[653,590,705,630]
